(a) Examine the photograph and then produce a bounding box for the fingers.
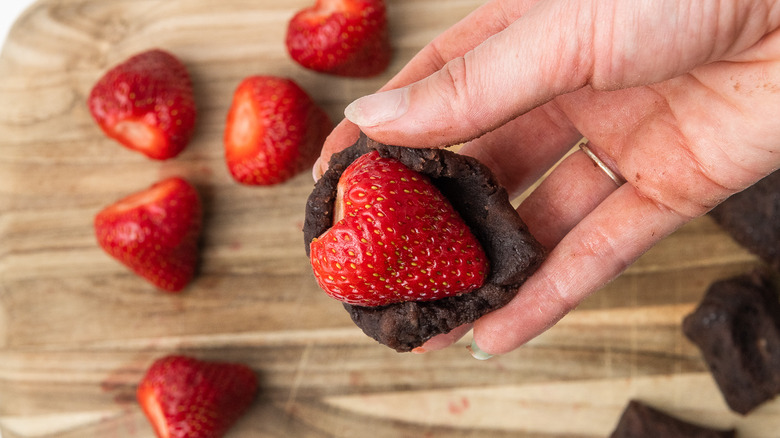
[516,144,624,249]
[414,323,473,354]
[472,185,688,356]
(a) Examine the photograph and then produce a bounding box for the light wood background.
[1,1,778,437]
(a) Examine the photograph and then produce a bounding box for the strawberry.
[137,355,257,438]
[88,49,197,160]
[286,0,392,77]
[224,76,332,185]
[309,151,489,306]
[94,177,202,292]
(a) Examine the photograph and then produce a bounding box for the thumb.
[344,1,595,147]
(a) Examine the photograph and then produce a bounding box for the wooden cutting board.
[0,1,778,437]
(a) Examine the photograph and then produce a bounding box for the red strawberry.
[94,177,202,292]
[137,355,257,438]
[310,151,489,306]
[224,76,332,185]
[286,0,392,77]
[88,49,197,160]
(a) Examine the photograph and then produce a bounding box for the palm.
[556,65,780,218]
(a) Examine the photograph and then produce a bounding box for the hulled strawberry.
[94,177,202,292]
[286,0,392,77]
[137,355,258,438]
[88,49,197,160]
[310,150,489,306]
[224,76,332,185]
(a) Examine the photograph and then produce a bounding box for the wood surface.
[0,1,778,437]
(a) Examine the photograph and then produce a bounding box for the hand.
[315,0,780,356]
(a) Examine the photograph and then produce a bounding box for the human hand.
[314,0,780,357]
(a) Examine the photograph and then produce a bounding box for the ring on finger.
[579,141,626,187]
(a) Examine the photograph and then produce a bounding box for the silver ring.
[579,142,626,187]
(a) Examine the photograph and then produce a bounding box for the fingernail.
[411,347,427,354]
[344,87,410,127]
[467,339,493,360]
[312,157,323,182]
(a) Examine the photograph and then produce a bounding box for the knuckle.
[434,57,484,132]
[439,57,470,97]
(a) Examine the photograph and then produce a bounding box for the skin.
[315,0,780,356]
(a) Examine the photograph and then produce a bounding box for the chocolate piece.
[682,270,780,415]
[304,134,545,351]
[709,170,779,270]
[609,400,735,438]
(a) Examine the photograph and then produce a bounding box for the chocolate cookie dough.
[709,170,779,270]
[682,270,780,415]
[303,134,546,352]
[609,400,735,438]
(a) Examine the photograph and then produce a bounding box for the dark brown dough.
[709,170,779,270]
[682,270,780,415]
[303,134,546,352]
[609,400,735,438]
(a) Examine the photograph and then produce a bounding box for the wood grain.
[0,1,778,437]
